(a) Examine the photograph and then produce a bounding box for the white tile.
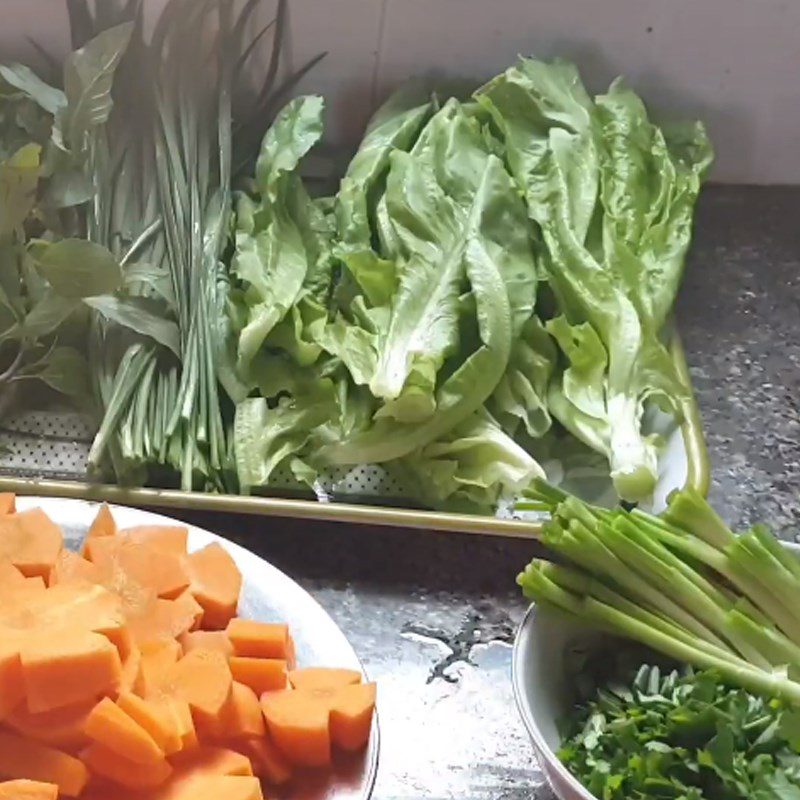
[375,0,800,183]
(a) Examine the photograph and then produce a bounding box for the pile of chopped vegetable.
[0,0,714,512]
[0,494,376,797]
[560,657,800,800]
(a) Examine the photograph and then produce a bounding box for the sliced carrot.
[288,667,362,692]
[0,638,24,720]
[117,692,182,755]
[135,639,182,697]
[154,649,232,718]
[0,780,57,799]
[240,737,292,785]
[84,696,165,765]
[0,509,63,579]
[179,630,233,657]
[286,634,297,670]
[20,628,122,713]
[48,550,102,586]
[186,544,241,630]
[148,697,197,752]
[85,504,116,543]
[120,525,188,555]
[128,597,198,647]
[1,582,126,647]
[226,619,289,659]
[120,642,142,693]
[173,590,204,631]
[0,493,16,514]
[329,682,377,751]
[0,730,88,797]
[6,698,94,752]
[173,775,264,800]
[260,689,330,767]
[169,745,253,777]
[0,559,25,587]
[87,538,189,600]
[196,681,265,742]
[230,657,287,695]
[80,742,172,790]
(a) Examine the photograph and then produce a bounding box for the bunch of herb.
[0,22,132,412]
[69,0,324,490]
[561,657,800,799]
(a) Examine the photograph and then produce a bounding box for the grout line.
[370,0,391,110]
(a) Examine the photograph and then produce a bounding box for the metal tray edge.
[0,334,710,538]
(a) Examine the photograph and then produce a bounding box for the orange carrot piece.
[196,682,265,742]
[186,544,241,630]
[230,657,287,695]
[1,582,126,647]
[241,737,292,785]
[0,509,63,579]
[120,525,188,555]
[117,692,182,756]
[148,697,197,752]
[87,538,189,600]
[260,689,330,767]
[169,745,253,777]
[120,642,142,693]
[329,682,377,751]
[179,630,233,657]
[80,742,171,790]
[135,639,182,697]
[155,649,232,718]
[0,730,88,797]
[85,504,116,542]
[5,698,94,752]
[0,493,16,515]
[0,639,24,721]
[84,697,165,765]
[176,775,264,800]
[286,634,296,670]
[47,550,102,587]
[0,780,57,799]
[0,559,25,587]
[20,628,122,712]
[173,590,204,631]
[128,597,198,647]
[226,620,289,659]
[288,666,361,693]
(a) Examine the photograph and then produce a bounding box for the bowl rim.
[512,601,596,800]
[513,539,800,800]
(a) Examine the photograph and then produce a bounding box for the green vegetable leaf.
[0,143,41,240]
[16,291,80,340]
[30,238,123,298]
[84,295,180,355]
[477,57,710,501]
[232,96,327,375]
[401,409,544,511]
[32,345,91,398]
[0,64,66,115]
[57,22,133,150]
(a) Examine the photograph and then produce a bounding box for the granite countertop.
[176,185,800,800]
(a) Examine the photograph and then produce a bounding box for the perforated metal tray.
[0,336,708,537]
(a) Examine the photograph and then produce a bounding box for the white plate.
[15,496,379,800]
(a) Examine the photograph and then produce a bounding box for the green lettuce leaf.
[401,408,544,512]
[231,96,328,375]
[320,98,539,464]
[477,57,712,501]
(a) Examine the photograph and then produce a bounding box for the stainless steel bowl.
[512,541,800,800]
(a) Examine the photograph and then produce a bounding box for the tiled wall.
[4,0,799,184]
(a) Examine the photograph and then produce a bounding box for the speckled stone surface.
[173,185,799,800]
